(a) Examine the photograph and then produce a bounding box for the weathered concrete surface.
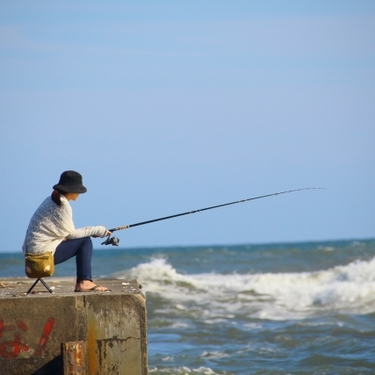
[0,278,148,375]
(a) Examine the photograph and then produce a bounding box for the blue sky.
[1,1,374,252]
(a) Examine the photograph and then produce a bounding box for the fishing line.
[102,187,323,246]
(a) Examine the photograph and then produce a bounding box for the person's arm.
[66,226,109,239]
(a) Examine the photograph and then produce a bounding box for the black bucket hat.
[53,170,87,194]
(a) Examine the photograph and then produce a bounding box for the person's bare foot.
[75,280,109,292]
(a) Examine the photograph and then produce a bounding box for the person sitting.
[22,170,111,292]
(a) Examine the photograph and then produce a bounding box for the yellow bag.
[25,252,55,278]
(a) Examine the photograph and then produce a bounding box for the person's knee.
[82,237,93,247]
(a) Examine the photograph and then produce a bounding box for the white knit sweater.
[22,195,107,255]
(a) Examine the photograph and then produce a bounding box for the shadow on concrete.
[31,355,63,375]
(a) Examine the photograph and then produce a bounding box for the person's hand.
[92,229,112,238]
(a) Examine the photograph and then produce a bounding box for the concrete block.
[0,278,148,375]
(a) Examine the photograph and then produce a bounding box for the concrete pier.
[0,277,148,375]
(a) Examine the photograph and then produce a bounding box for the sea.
[1,238,375,375]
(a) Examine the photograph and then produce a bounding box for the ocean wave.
[149,366,228,375]
[114,256,375,320]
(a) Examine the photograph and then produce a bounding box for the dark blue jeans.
[54,237,93,282]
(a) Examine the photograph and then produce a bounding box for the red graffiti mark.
[0,320,28,358]
[0,332,29,358]
[16,320,28,332]
[0,317,55,358]
[34,317,55,357]
[0,319,29,358]
[0,321,16,336]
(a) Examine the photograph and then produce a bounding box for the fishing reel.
[101,235,120,246]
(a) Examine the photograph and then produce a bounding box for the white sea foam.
[149,367,224,374]
[202,351,229,359]
[116,256,375,320]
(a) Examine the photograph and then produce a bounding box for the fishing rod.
[102,187,323,246]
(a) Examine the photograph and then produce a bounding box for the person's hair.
[51,189,66,206]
